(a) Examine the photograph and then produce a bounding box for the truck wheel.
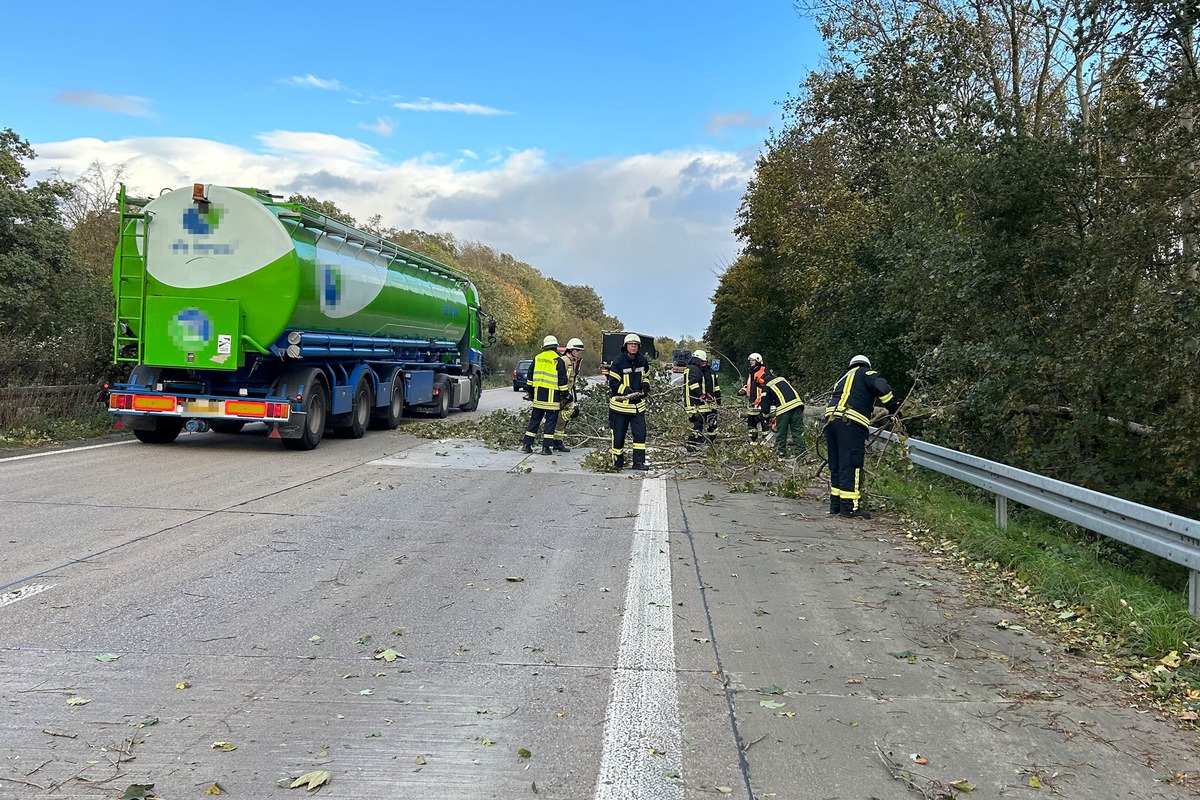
[282,381,328,451]
[341,376,373,439]
[436,382,450,418]
[133,417,184,444]
[460,374,481,412]
[210,421,245,435]
[370,371,404,430]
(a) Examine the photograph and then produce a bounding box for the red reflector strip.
[132,395,177,412]
[265,402,290,419]
[225,400,267,418]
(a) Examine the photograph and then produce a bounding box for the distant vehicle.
[672,349,690,373]
[513,359,534,392]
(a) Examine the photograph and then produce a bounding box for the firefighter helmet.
[693,349,708,361]
[623,333,640,346]
[566,338,584,350]
[849,354,871,368]
[749,352,763,364]
[543,335,559,348]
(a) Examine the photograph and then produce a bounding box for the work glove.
[570,406,581,419]
[563,391,574,404]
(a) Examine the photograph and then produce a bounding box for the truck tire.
[133,417,184,444]
[336,375,373,439]
[210,421,246,435]
[460,373,481,412]
[283,381,328,451]
[436,381,450,418]
[370,370,404,430]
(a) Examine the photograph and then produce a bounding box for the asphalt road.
[1,387,1197,799]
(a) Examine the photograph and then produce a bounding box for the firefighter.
[737,352,772,442]
[824,354,901,518]
[552,338,585,449]
[758,373,805,458]
[683,349,720,449]
[521,335,571,455]
[606,333,651,471]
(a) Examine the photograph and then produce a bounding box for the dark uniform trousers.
[610,410,647,467]
[825,418,868,513]
[526,407,560,442]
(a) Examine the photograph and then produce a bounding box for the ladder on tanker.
[113,185,151,364]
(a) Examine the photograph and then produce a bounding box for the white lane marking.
[0,583,52,608]
[594,477,683,800]
[0,439,135,464]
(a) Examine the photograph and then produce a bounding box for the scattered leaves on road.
[289,770,331,791]
[211,741,237,752]
[95,653,121,662]
[66,696,90,706]
[374,648,404,662]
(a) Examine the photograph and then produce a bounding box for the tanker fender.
[327,362,380,418]
[271,367,329,440]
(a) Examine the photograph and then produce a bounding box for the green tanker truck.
[107,183,494,450]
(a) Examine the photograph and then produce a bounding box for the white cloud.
[705,109,770,136]
[460,149,479,160]
[394,98,512,115]
[358,117,395,136]
[30,134,752,337]
[283,74,342,90]
[52,90,153,117]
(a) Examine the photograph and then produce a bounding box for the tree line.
[707,1,1200,513]
[0,129,623,397]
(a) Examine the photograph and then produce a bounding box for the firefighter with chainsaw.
[606,333,651,471]
[824,354,901,518]
[551,338,585,451]
[737,352,772,442]
[684,349,721,449]
[522,335,571,455]
[758,373,805,458]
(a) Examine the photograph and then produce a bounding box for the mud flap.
[275,411,307,439]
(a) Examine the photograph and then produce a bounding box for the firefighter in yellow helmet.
[824,354,901,518]
[521,335,571,455]
[551,337,585,449]
[607,333,651,470]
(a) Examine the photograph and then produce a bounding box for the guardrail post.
[1191,571,1200,619]
[994,495,1008,531]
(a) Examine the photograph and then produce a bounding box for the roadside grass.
[870,454,1200,722]
[0,410,118,450]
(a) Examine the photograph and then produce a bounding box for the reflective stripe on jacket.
[824,366,898,428]
[531,347,569,410]
[607,351,650,414]
[760,376,803,416]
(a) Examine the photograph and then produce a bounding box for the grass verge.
[0,411,118,450]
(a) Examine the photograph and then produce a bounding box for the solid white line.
[594,477,683,800]
[0,439,135,464]
[0,583,52,608]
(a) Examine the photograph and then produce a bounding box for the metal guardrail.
[879,431,1200,617]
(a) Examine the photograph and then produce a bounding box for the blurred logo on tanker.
[182,205,224,235]
[168,308,213,350]
[321,264,343,311]
[316,245,385,318]
[142,186,293,290]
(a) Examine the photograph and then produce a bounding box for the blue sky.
[5,1,824,339]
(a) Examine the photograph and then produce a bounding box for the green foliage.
[713,2,1200,513]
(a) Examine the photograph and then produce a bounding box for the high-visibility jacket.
[684,358,720,413]
[825,365,899,428]
[560,354,580,409]
[745,364,769,416]
[759,376,803,416]
[531,346,569,411]
[607,351,651,414]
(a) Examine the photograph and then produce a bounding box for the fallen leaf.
[290,770,331,791]
[1161,651,1182,668]
[121,785,156,800]
[358,689,374,696]
[758,685,784,695]
[66,696,91,706]
[715,532,729,539]
[374,648,404,663]
[365,732,380,738]
[890,650,916,661]
[415,755,426,765]
[517,747,532,759]
[647,747,666,756]
[211,741,237,752]
[506,576,525,582]
[717,788,733,795]
[356,635,374,647]
[554,710,566,718]
[176,682,191,690]
[95,653,121,663]
[204,783,223,795]
[760,700,786,709]
[480,737,495,746]
[1180,710,1198,721]
[308,635,322,644]
[1029,775,1041,788]
[138,717,158,728]
[950,780,975,792]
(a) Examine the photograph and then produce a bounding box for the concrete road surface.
[1,389,1197,798]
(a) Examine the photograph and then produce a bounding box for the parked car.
[513,359,534,392]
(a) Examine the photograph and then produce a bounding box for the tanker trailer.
[107,183,494,450]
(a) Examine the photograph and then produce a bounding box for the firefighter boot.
[553,441,571,453]
[631,455,649,471]
[828,498,840,515]
[520,437,534,454]
[540,443,554,455]
[613,455,625,471]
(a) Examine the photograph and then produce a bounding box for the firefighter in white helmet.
[550,337,585,449]
[737,352,772,442]
[683,348,721,449]
[606,333,651,470]
[521,335,570,455]
[824,354,901,518]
